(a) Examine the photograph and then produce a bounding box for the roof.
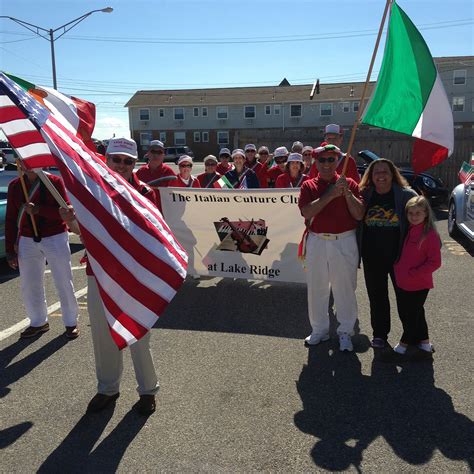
[125,56,473,108]
[125,82,375,108]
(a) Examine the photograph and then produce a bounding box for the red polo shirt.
[136,163,176,186]
[5,174,69,255]
[275,172,310,188]
[216,162,233,175]
[267,165,286,188]
[298,174,360,234]
[172,176,201,188]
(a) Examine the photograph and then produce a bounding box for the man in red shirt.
[216,148,233,175]
[136,140,176,187]
[298,144,364,352]
[309,124,360,183]
[5,165,79,339]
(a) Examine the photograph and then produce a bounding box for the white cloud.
[93,115,130,140]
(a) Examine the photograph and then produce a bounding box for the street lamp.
[1,7,113,89]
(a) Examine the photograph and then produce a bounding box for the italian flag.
[362,1,454,174]
[459,162,473,184]
[213,175,233,189]
[5,73,97,153]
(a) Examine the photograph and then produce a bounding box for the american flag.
[0,72,188,349]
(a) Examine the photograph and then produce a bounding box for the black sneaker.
[20,323,50,339]
[86,393,119,413]
[135,395,156,416]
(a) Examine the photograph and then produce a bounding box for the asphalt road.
[0,212,473,472]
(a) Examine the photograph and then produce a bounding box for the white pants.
[306,231,359,335]
[87,276,159,396]
[18,233,78,327]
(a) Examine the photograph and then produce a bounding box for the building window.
[274,104,281,115]
[139,109,150,121]
[453,70,467,85]
[265,105,272,115]
[174,108,185,120]
[159,131,166,143]
[452,96,465,112]
[216,106,228,119]
[217,131,229,145]
[201,107,208,117]
[320,103,333,116]
[342,102,350,113]
[193,131,201,142]
[159,108,164,117]
[193,107,199,117]
[290,104,302,117]
[352,101,360,112]
[174,132,186,145]
[202,131,209,142]
[140,132,152,145]
[244,105,256,119]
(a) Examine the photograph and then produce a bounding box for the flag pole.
[16,159,41,242]
[342,0,392,175]
[35,169,69,208]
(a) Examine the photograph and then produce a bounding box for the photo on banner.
[159,188,307,283]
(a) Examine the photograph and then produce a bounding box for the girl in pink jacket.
[393,196,442,357]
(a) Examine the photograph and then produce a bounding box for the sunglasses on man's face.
[205,162,217,166]
[150,149,164,155]
[275,158,287,164]
[111,156,135,165]
[179,164,192,168]
[317,156,336,163]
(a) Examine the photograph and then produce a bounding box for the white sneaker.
[339,333,353,352]
[304,332,330,346]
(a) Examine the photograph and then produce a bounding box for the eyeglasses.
[245,150,256,153]
[150,149,164,155]
[179,164,192,168]
[220,155,230,159]
[303,153,312,157]
[205,162,217,166]
[111,156,135,165]
[275,158,287,164]
[259,152,269,156]
[317,156,336,163]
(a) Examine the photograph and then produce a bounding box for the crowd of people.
[4,122,442,416]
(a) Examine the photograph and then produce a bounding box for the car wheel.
[448,200,461,239]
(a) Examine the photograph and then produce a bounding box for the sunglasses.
[303,153,312,157]
[205,162,217,166]
[259,152,269,156]
[150,149,164,155]
[111,156,135,165]
[317,156,336,163]
[179,164,192,168]
[275,158,287,164]
[220,155,230,159]
[245,150,256,153]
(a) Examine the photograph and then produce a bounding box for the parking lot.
[0,211,473,472]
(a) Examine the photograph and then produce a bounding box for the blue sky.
[1,0,473,139]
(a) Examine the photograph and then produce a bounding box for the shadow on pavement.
[294,347,474,471]
[0,421,33,449]
[38,407,148,473]
[157,277,311,339]
[0,335,68,398]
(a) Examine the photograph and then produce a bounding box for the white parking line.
[0,286,88,342]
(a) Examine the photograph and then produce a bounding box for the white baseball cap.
[273,146,289,158]
[106,138,138,159]
[244,144,257,152]
[231,148,245,158]
[150,140,165,149]
[287,153,303,163]
[204,154,218,164]
[324,124,343,135]
[219,148,231,156]
[177,155,193,165]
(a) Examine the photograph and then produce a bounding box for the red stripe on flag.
[8,130,46,149]
[110,330,127,350]
[0,105,27,122]
[412,139,449,174]
[81,226,171,313]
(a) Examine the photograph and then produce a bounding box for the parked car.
[164,146,194,163]
[357,150,449,207]
[0,142,17,165]
[448,176,474,243]
[0,187,7,258]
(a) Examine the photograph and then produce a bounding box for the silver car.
[448,175,474,243]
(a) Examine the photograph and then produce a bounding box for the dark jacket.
[357,184,418,264]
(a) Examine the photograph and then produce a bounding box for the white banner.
[159,188,307,283]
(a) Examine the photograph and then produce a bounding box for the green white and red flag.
[213,175,233,189]
[5,73,97,153]
[362,1,454,174]
[459,162,473,184]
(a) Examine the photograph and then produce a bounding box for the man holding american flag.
[0,72,188,417]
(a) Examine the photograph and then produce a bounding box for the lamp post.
[1,7,113,89]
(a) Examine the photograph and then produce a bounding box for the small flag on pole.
[213,175,233,189]
[458,161,473,184]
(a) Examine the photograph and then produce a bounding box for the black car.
[357,150,448,207]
